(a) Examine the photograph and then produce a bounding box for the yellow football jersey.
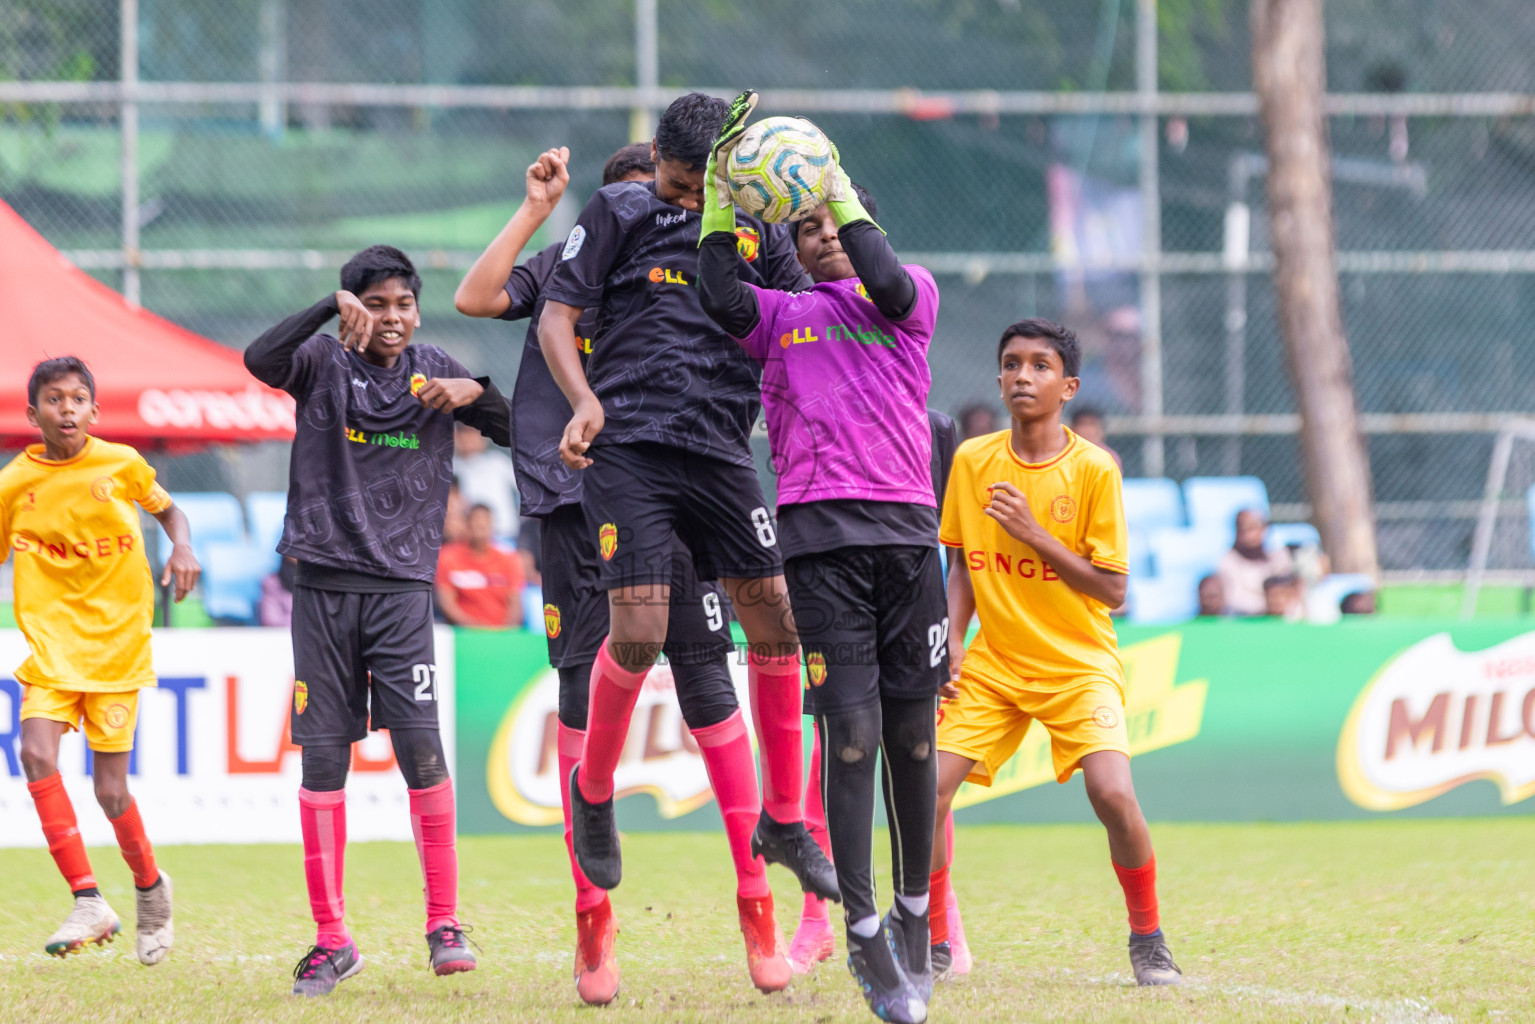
[0,437,172,692]
[939,427,1128,689]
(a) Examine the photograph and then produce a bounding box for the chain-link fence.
[5,0,1535,578]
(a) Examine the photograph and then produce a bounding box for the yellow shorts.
[20,686,140,753]
[937,670,1128,786]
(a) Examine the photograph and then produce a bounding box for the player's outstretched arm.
[823,148,918,321]
[983,482,1128,607]
[243,293,343,388]
[151,503,201,603]
[697,90,764,339]
[455,146,570,318]
[539,301,603,469]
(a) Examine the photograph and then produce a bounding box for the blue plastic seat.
[1149,527,1227,580]
[1126,528,1153,578]
[521,583,544,632]
[157,491,246,567]
[1266,522,1321,552]
[1122,478,1185,534]
[1182,476,1270,539]
[245,491,288,563]
[201,541,275,624]
[1127,572,1200,624]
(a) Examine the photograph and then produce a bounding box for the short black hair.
[28,356,95,407]
[653,92,728,170]
[997,318,1080,378]
[603,142,655,186]
[1069,404,1104,425]
[467,503,494,518]
[796,181,878,243]
[1263,573,1299,591]
[340,244,421,299]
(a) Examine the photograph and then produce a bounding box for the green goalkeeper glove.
[822,139,883,234]
[700,88,758,243]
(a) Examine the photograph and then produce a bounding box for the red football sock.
[692,710,770,899]
[746,649,804,824]
[27,773,96,893]
[409,779,459,933]
[800,725,832,921]
[578,639,648,803]
[557,722,607,914]
[108,798,159,888]
[1113,855,1161,935]
[929,866,950,945]
[298,787,350,948]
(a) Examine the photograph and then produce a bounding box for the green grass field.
[2,820,1530,1023]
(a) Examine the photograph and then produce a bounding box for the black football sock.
[72,886,101,899]
[879,695,937,901]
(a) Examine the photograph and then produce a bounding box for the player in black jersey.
[538,93,839,946]
[244,245,509,997]
[455,144,793,997]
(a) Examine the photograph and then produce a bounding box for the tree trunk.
[1251,0,1379,576]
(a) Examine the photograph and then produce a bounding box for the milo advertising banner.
[455,621,1535,833]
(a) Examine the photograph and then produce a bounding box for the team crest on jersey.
[544,603,562,639]
[104,703,129,729]
[599,523,618,561]
[856,282,870,302]
[735,226,760,263]
[806,651,827,687]
[409,372,428,396]
[293,680,309,715]
[91,476,113,502]
[1050,495,1077,523]
[1092,705,1119,729]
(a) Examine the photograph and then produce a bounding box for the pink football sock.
[578,639,649,803]
[558,722,609,913]
[409,779,460,933]
[747,648,805,824]
[691,710,770,899]
[800,725,832,921]
[298,787,350,948]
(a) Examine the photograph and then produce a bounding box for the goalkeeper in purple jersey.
[698,91,945,1024]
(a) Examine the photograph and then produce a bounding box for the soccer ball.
[725,117,835,223]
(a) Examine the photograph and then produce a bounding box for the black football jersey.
[542,180,810,468]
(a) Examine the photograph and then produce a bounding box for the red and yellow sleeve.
[1083,461,1129,574]
[938,447,969,549]
[126,451,172,514]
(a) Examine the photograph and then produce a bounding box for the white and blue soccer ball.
[725,116,835,223]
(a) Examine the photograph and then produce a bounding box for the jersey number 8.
[750,507,777,548]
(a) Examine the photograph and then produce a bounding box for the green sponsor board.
[455,620,1535,833]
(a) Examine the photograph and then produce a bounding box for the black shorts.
[785,545,948,715]
[290,586,440,744]
[582,442,783,590]
[541,501,735,670]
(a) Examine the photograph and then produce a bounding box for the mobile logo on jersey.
[806,651,827,687]
[599,523,618,561]
[1050,495,1077,523]
[544,603,561,639]
[562,225,586,260]
[91,476,113,502]
[648,267,691,286]
[293,680,309,715]
[779,327,819,348]
[735,225,760,263]
[409,372,428,396]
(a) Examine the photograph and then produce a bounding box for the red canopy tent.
[0,200,294,447]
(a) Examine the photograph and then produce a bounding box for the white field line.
[1064,969,1452,1024]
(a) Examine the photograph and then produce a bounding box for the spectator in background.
[1196,574,1224,618]
[1217,508,1293,616]
[958,402,999,440]
[258,556,297,627]
[437,504,525,628]
[453,421,519,542]
[1341,590,1377,615]
[1069,404,1121,468]
[1263,574,1304,621]
[443,480,468,546]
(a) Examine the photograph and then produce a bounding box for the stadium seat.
[156,491,246,567]
[1182,476,1270,539]
[245,490,288,563]
[1149,527,1227,580]
[1122,478,1185,534]
[200,541,275,624]
[1127,572,1200,624]
[1267,521,1321,552]
[1126,528,1153,578]
[522,583,543,632]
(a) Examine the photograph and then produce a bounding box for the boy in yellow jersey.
[1,357,200,963]
[927,320,1181,987]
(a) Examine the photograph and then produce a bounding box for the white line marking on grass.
[1058,969,1452,1024]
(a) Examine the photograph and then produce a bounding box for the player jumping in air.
[3,356,200,964]
[244,245,511,996]
[455,143,795,997]
[697,91,944,1023]
[930,319,1182,987]
[538,92,840,950]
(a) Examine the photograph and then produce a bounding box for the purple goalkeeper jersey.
[736,267,940,508]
